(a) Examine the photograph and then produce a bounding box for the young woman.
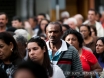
[62,29,102,78]
[27,36,65,78]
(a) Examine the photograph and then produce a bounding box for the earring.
[11,49,13,52]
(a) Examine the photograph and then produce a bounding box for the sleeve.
[86,51,98,65]
[52,65,65,78]
[72,48,83,72]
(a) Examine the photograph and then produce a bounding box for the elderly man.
[45,22,83,78]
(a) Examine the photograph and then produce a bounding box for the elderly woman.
[62,29,102,78]
[0,32,22,78]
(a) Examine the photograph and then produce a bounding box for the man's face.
[12,20,22,28]
[46,24,62,44]
[37,15,45,24]
[88,11,96,22]
[0,14,8,27]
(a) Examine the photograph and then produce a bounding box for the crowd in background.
[0,8,104,78]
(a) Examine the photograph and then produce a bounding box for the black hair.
[0,32,21,64]
[62,29,84,48]
[62,24,70,29]
[0,67,8,78]
[79,24,91,36]
[37,19,50,36]
[0,12,8,19]
[45,22,63,33]
[12,16,22,22]
[13,61,48,78]
[28,16,38,22]
[38,13,46,18]
[94,37,104,62]
[90,25,97,36]
[27,36,53,77]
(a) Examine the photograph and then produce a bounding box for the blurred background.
[0,0,104,26]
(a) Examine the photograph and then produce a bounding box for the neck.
[0,26,6,32]
[90,21,95,25]
[49,40,62,55]
[3,60,11,64]
[78,48,82,56]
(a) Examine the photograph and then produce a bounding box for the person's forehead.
[0,14,6,19]
[46,24,60,31]
[88,11,95,14]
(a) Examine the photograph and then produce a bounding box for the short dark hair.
[45,22,62,33]
[38,13,46,18]
[13,61,48,78]
[88,9,97,15]
[28,16,38,22]
[79,24,92,36]
[62,24,70,29]
[62,29,84,48]
[12,16,22,22]
[27,36,53,77]
[0,12,8,19]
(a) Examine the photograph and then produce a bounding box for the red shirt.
[80,48,98,71]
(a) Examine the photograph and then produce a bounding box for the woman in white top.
[27,36,65,78]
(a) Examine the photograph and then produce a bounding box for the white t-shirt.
[51,65,65,78]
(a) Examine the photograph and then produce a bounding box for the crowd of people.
[0,8,104,78]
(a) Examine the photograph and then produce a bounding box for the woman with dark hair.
[0,32,22,78]
[13,61,48,78]
[62,29,102,78]
[79,24,97,52]
[90,25,97,38]
[37,19,50,37]
[62,24,70,33]
[27,36,65,78]
[94,37,104,68]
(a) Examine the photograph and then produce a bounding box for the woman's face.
[0,39,13,61]
[27,42,45,64]
[40,20,48,31]
[14,69,35,78]
[91,28,95,37]
[80,26,90,39]
[65,34,79,50]
[96,40,104,54]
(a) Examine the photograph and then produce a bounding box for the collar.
[46,40,68,52]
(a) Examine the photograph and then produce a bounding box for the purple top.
[98,57,104,68]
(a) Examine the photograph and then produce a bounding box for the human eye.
[0,45,4,48]
[27,49,31,52]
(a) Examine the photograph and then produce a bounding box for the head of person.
[66,18,77,29]
[37,13,46,24]
[90,25,97,37]
[12,16,22,29]
[61,11,70,23]
[62,29,83,50]
[0,32,19,64]
[0,12,8,27]
[28,16,38,29]
[62,24,70,33]
[94,37,104,62]
[38,19,50,34]
[95,12,101,22]
[45,22,63,44]
[88,9,97,22]
[74,14,83,27]
[27,36,53,77]
[12,61,48,78]
[79,24,91,39]
[14,35,27,59]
